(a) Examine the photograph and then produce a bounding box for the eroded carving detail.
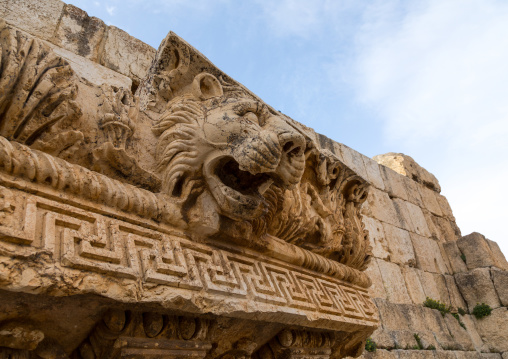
[0,22,82,153]
[74,310,212,359]
[0,136,371,287]
[0,22,378,359]
[0,186,376,320]
[0,137,163,222]
[255,329,334,359]
[266,148,371,270]
[93,85,161,191]
[144,33,371,270]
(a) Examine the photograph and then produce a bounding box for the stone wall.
[344,150,508,359]
[0,0,155,89]
[0,1,507,359]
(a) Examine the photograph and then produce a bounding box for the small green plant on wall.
[423,297,450,316]
[452,313,466,329]
[472,303,492,319]
[414,334,424,350]
[365,338,377,352]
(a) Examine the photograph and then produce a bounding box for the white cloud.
[349,0,508,254]
[106,5,116,16]
[253,0,323,38]
[253,0,358,39]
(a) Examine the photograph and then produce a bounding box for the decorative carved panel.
[0,18,378,359]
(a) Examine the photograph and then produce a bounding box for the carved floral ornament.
[0,23,376,359]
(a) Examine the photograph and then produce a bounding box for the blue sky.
[69,0,508,255]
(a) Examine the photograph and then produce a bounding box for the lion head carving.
[152,72,306,240]
[144,32,371,269]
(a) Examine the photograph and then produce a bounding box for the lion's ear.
[191,73,223,100]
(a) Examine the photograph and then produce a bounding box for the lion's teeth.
[258,179,274,195]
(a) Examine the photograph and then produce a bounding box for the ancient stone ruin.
[0,2,506,359]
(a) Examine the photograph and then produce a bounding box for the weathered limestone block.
[405,202,432,237]
[377,260,412,304]
[435,193,455,221]
[397,304,428,333]
[402,267,427,305]
[382,223,416,266]
[442,241,468,273]
[480,354,502,359]
[434,274,453,307]
[485,239,508,271]
[435,352,461,359]
[364,216,390,260]
[391,330,422,349]
[457,233,498,270]
[438,242,454,274]
[418,271,452,306]
[402,176,424,207]
[362,187,403,228]
[423,209,440,241]
[490,267,508,306]
[2,0,64,41]
[370,328,396,349]
[340,144,369,181]
[51,44,132,89]
[374,299,411,331]
[460,314,488,352]
[410,234,449,274]
[52,4,106,61]
[362,155,385,191]
[474,307,508,353]
[418,186,443,217]
[414,331,440,350]
[443,314,474,351]
[364,258,387,299]
[363,349,398,359]
[502,353,508,359]
[399,307,441,349]
[374,300,458,351]
[444,275,467,310]
[455,268,501,311]
[431,215,460,242]
[373,153,441,193]
[417,270,441,303]
[395,350,436,359]
[378,165,409,201]
[392,198,417,232]
[454,352,482,359]
[102,26,155,87]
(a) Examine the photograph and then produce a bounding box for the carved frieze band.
[0,136,371,288]
[0,186,377,324]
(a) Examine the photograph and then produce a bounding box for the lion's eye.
[242,111,260,124]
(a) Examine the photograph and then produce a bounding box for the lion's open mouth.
[214,157,273,196]
[203,155,274,220]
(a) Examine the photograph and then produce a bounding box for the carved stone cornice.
[0,15,378,359]
[0,135,371,288]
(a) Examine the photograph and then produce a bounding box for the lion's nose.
[279,131,305,158]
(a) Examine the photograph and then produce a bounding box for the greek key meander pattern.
[0,187,377,323]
